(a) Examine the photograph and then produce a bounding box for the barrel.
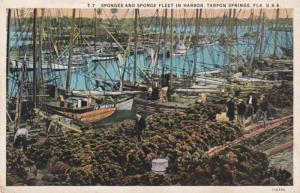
[151,158,168,174]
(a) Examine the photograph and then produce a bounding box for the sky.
[10,8,292,20]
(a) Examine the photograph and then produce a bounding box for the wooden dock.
[204,115,292,158]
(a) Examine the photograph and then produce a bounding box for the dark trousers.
[137,131,142,142]
[227,112,235,122]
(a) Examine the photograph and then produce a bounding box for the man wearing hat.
[259,95,269,127]
[237,99,247,128]
[134,113,146,142]
[226,97,235,122]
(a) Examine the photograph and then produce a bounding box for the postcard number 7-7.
[88,3,95,7]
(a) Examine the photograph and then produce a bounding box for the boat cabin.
[65,97,92,109]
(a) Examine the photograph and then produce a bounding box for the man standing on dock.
[254,96,258,114]
[135,113,146,142]
[13,127,29,151]
[259,95,269,127]
[237,99,247,128]
[246,94,256,123]
[226,97,235,122]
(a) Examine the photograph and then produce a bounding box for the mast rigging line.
[97,20,150,81]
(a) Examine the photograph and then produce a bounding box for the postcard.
[0,0,299,192]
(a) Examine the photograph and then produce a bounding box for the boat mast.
[226,9,233,74]
[192,9,201,78]
[33,8,37,108]
[14,62,26,132]
[170,9,173,89]
[133,9,138,84]
[233,9,238,42]
[250,9,254,32]
[259,11,265,60]
[38,9,44,85]
[6,9,11,96]
[227,9,232,38]
[249,8,263,74]
[66,9,76,90]
[273,8,280,57]
[161,9,168,81]
[94,9,97,52]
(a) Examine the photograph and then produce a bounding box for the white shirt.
[248,96,253,105]
[136,114,141,121]
[14,128,29,142]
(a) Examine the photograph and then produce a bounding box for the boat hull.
[116,98,133,111]
[57,107,116,123]
[10,60,86,71]
[172,50,187,56]
[91,55,117,61]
